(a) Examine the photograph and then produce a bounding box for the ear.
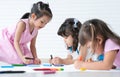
[96,35,103,45]
[31,13,37,20]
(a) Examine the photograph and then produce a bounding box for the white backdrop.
[0,0,120,59]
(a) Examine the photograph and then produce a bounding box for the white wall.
[0,0,120,59]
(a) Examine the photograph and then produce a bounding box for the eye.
[41,21,44,23]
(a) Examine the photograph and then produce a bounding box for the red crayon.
[33,68,51,71]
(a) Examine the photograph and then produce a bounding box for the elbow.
[103,66,112,70]
[102,63,113,70]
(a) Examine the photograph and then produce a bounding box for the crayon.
[0,70,25,74]
[33,68,64,71]
[51,68,64,71]
[53,64,64,67]
[33,68,51,71]
[1,65,14,68]
[12,64,25,66]
[50,55,53,59]
[79,56,83,61]
[43,71,56,74]
[42,63,52,66]
[25,57,34,60]
[80,68,86,71]
[26,64,40,67]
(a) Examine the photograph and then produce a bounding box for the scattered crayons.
[51,68,64,71]
[33,68,64,71]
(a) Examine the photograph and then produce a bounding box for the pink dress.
[0,19,38,64]
[104,39,120,68]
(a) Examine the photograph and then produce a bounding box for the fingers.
[51,57,62,64]
[24,59,31,64]
[33,58,41,64]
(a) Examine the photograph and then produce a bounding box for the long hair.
[57,18,82,51]
[21,1,52,19]
[79,19,120,52]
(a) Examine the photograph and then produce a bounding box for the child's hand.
[74,60,83,69]
[22,56,31,64]
[33,58,41,64]
[51,57,63,64]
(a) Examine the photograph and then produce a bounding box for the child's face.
[63,35,73,47]
[33,15,51,29]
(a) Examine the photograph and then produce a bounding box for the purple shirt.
[104,39,120,68]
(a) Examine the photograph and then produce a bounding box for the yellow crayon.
[80,68,86,71]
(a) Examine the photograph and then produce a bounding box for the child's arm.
[79,45,88,61]
[60,54,74,65]
[30,33,41,64]
[14,21,30,64]
[30,33,38,58]
[74,50,118,70]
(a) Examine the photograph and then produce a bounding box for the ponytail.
[21,12,30,19]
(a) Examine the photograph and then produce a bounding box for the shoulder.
[104,39,120,53]
[16,20,26,32]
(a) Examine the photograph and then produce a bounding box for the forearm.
[81,61,112,70]
[14,42,23,58]
[30,45,37,58]
[62,58,75,65]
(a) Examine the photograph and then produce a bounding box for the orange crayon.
[78,56,83,61]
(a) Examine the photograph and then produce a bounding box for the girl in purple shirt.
[74,19,120,70]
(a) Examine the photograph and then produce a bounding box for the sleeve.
[104,39,120,53]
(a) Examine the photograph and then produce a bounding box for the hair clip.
[74,19,78,28]
[89,23,93,26]
[38,3,41,11]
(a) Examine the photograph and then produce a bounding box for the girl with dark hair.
[0,1,52,64]
[74,19,120,70]
[50,18,89,65]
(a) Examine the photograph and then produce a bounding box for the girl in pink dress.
[0,1,52,64]
[74,19,120,70]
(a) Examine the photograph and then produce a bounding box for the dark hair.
[57,18,82,51]
[21,1,52,19]
[79,19,120,52]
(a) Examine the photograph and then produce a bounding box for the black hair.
[21,1,52,19]
[57,18,82,51]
